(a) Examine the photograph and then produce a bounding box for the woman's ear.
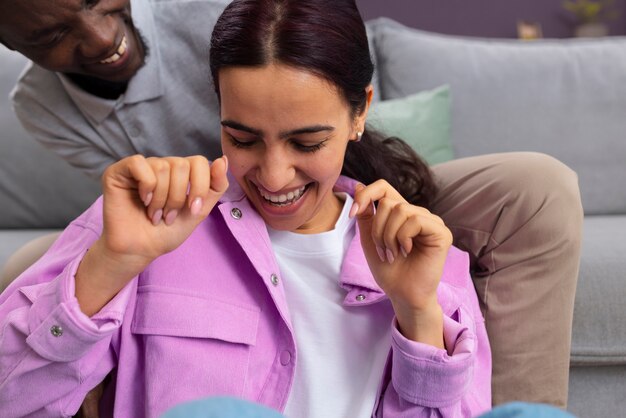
[354,84,374,134]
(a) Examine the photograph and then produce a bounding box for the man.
[0,0,582,413]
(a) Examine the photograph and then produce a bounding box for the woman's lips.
[258,184,308,206]
[252,182,312,216]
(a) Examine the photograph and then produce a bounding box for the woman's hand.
[75,155,229,316]
[350,180,452,347]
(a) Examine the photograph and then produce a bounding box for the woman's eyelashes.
[292,139,328,153]
[227,134,255,149]
[227,134,328,153]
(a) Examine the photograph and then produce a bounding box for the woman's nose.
[257,150,295,193]
[77,14,118,60]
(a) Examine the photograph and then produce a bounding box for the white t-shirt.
[268,194,392,418]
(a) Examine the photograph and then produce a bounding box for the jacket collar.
[217,175,465,314]
[218,175,387,306]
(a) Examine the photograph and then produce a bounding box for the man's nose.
[77,14,118,60]
[257,149,295,193]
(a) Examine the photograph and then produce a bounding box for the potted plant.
[562,0,620,37]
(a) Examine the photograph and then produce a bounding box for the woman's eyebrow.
[221,121,334,139]
[221,120,262,136]
[279,125,334,138]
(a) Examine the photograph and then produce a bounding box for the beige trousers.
[430,152,583,408]
[0,152,583,411]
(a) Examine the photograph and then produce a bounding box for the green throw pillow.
[367,85,454,165]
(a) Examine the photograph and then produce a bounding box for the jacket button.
[355,294,366,301]
[230,208,242,219]
[50,325,63,337]
[280,350,292,366]
[270,274,279,286]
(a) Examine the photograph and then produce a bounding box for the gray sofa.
[1,17,625,417]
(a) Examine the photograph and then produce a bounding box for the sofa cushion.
[568,366,626,418]
[0,46,100,229]
[570,215,626,365]
[370,17,626,215]
[367,85,454,165]
[0,229,61,290]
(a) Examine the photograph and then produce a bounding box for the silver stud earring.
[355,131,363,142]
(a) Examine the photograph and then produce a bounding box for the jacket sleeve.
[0,203,136,417]
[375,303,492,417]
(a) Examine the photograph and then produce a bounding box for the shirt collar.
[56,0,163,124]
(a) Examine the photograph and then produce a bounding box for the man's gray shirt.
[11,0,229,179]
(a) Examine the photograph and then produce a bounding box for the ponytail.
[341,128,438,209]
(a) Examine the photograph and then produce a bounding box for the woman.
[0,0,490,416]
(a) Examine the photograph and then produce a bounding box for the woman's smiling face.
[219,63,366,234]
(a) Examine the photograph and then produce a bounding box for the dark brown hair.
[209,0,438,208]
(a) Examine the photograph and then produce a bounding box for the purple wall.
[357,0,626,38]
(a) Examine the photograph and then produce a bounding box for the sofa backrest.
[368,18,626,215]
[0,46,100,229]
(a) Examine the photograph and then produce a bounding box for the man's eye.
[39,32,66,48]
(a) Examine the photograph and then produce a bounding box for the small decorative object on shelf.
[517,20,544,40]
[562,0,620,37]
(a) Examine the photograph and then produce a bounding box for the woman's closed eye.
[227,133,256,149]
[292,138,328,153]
[227,133,328,153]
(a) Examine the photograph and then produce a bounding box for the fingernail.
[349,202,359,218]
[151,209,163,226]
[222,155,229,171]
[376,245,386,263]
[400,246,408,258]
[164,209,178,226]
[190,197,203,215]
[143,192,153,207]
[386,248,395,264]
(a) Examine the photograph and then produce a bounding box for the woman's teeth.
[259,185,307,205]
[100,36,127,64]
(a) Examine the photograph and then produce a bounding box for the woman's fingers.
[122,155,229,226]
[369,197,396,262]
[188,155,229,217]
[379,201,411,260]
[394,212,453,254]
[187,156,211,216]
[163,157,191,225]
[353,180,447,263]
[350,179,403,219]
[145,157,173,225]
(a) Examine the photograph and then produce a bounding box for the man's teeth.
[260,185,307,204]
[100,36,127,64]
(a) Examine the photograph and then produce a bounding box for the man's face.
[0,0,145,83]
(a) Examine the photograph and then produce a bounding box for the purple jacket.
[0,176,491,417]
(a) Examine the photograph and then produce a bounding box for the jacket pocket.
[129,285,260,406]
[131,285,259,345]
